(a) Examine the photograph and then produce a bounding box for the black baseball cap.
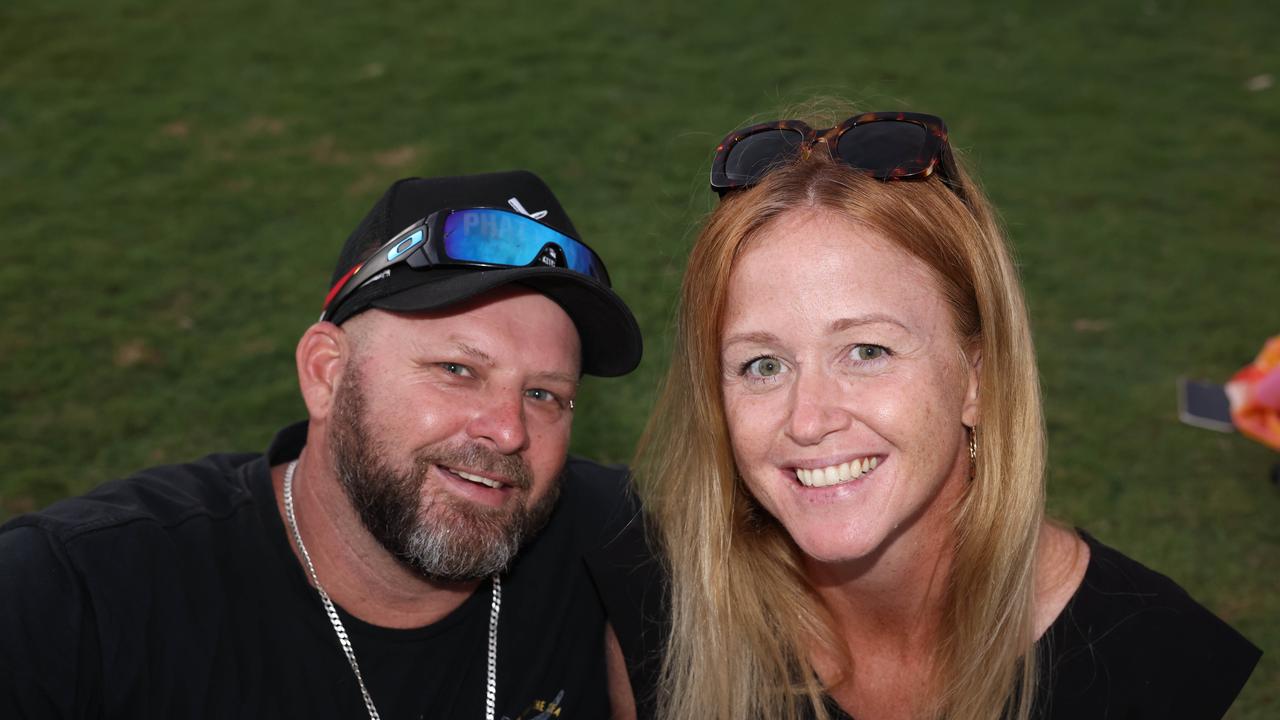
[326,171,642,377]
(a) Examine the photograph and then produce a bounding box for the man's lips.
[441,465,513,490]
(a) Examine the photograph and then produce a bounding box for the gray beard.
[328,366,560,583]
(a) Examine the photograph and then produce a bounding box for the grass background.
[1,0,1276,715]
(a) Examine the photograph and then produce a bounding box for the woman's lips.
[793,456,880,488]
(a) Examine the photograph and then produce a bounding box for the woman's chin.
[790,529,886,569]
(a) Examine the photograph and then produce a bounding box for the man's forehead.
[363,298,582,376]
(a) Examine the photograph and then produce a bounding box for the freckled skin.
[720,209,979,566]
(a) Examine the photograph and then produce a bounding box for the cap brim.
[362,267,642,377]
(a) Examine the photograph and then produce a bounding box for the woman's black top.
[816,530,1261,719]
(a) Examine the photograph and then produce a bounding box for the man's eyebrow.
[451,341,495,365]
[531,370,580,387]
[447,339,578,386]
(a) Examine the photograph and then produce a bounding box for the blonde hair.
[634,138,1045,719]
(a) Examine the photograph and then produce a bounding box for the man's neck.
[271,450,481,629]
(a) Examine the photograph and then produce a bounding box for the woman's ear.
[962,346,981,429]
[296,321,347,422]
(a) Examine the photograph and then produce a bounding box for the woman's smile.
[791,455,880,488]
[720,208,979,565]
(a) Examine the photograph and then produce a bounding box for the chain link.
[284,460,501,720]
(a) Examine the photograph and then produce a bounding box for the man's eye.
[744,356,784,378]
[525,388,556,403]
[440,362,472,377]
[525,388,574,414]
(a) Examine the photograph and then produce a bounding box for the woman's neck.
[805,511,955,655]
[802,472,965,719]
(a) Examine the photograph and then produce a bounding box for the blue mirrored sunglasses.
[321,207,610,322]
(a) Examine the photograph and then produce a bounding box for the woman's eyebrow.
[828,314,912,334]
[721,330,781,348]
[723,315,915,350]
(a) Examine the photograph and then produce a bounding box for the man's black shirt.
[0,422,651,719]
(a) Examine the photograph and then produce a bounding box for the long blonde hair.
[634,136,1046,719]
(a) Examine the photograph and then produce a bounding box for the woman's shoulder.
[1037,529,1261,719]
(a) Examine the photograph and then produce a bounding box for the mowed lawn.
[1,1,1276,715]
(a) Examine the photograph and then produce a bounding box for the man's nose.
[466,388,530,455]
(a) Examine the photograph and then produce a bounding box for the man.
[0,171,650,719]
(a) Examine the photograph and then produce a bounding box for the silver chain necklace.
[283,460,501,720]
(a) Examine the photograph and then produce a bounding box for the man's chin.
[402,484,560,583]
[391,499,523,581]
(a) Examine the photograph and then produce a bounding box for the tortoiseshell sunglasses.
[709,111,963,200]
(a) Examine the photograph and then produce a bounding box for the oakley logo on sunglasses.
[321,207,611,323]
[387,228,426,262]
[507,196,548,220]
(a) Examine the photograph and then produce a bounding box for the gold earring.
[968,427,978,481]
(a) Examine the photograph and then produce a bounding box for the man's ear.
[962,345,982,429]
[296,321,348,421]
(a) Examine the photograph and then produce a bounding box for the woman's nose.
[785,368,852,446]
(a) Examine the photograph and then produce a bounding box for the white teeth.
[454,469,502,489]
[795,456,879,488]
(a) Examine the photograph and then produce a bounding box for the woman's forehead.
[720,209,963,354]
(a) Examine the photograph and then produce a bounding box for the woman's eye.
[745,356,784,378]
[852,345,888,362]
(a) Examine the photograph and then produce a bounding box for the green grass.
[1,0,1277,715]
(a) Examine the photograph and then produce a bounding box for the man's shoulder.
[1,450,265,548]
[0,449,292,718]
[557,456,637,535]
[562,455,630,493]
[559,458,665,718]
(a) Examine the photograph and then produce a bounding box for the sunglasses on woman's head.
[709,111,963,201]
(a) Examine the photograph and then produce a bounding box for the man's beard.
[328,366,561,583]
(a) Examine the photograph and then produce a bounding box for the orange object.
[1225,335,1280,451]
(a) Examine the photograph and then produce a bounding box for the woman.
[634,111,1259,719]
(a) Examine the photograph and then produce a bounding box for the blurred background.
[1,0,1276,714]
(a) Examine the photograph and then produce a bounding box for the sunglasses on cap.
[709,111,963,200]
[320,207,611,323]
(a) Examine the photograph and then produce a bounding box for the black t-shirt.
[1031,530,1260,718]
[0,422,651,720]
[815,531,1261,719]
